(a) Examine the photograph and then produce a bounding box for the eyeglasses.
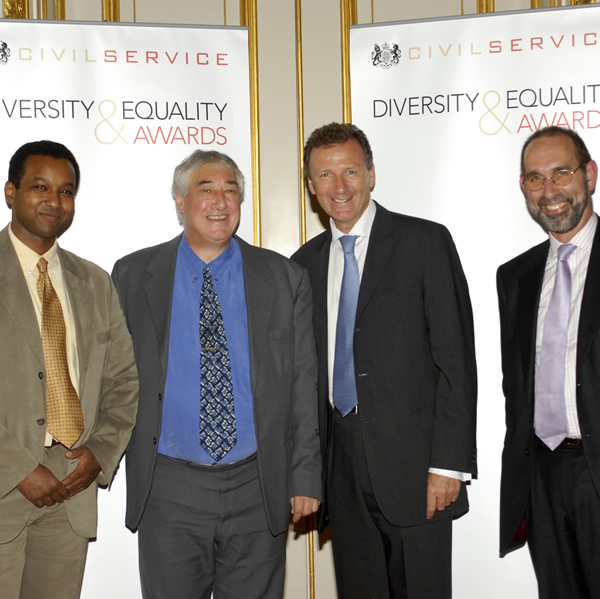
[523,163,586,192]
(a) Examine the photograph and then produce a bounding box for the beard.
[526,190,590,235]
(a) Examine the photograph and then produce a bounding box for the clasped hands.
[16,446,101,508]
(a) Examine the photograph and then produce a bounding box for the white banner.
[351,5,600,598]
[0,20,251,598]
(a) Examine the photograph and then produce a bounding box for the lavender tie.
[333,235,360,416]
[535,243,577,450]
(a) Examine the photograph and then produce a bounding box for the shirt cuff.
[428,467,472,482]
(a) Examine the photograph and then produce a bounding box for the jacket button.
[525,448,530,457]
[315,383,319,391]
[153,437,157,445]
[38,372,44,379]
[36,418,45,425]
[158,393,162,401]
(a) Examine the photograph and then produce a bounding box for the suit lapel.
[515,248,547,401]
[356,205,396,322]
[238,237,275,395]
[59,250,94,404]
[577,225,600,373]
[0,227,45,365]
[144,236,181,376]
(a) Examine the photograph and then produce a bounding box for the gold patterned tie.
[37,258,83,448]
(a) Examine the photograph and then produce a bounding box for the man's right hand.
[16,464,70,507]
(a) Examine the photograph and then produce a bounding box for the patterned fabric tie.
[199,266,236,462]
[37,258,83,449]
[333,235,360,417]
[535,243,577,450]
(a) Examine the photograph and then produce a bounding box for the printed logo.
[0,41,11,65]
[371,42,400,69]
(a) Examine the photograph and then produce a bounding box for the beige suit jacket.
[0,225,139,542]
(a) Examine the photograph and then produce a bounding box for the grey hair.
[171,150,245,225]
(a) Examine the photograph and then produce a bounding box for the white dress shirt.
[535,212,598,440]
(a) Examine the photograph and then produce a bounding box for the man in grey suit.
[0,140,139,599]
[112,149,321,599]
[293,123,477,599]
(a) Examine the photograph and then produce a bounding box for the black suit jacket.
[112,234,322,536]
[293,203,477,530]
[497,221,600,554]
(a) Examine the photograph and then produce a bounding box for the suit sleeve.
[424,228,478,475]
[288,267,322,500]
[83,273,139,487]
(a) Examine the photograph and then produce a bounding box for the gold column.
[341,0,357,123]
[56,0,64,19]
[477,0,495,12]
[4,0,29,18]
[296,0,307,246]
[240,0,261,246]
[294,3,317,597]
[102,0,120,22]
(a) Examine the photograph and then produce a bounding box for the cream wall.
[3,1,547,597]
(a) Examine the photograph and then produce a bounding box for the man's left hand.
[290,496,321,523]
[426,473,461,520]
[61,446,102,498]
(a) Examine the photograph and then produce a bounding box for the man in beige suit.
[0,140,139,599]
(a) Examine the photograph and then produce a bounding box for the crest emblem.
[371,42,400,69]
[0,41,11,65]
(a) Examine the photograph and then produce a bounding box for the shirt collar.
[330,198,376,244]
[8,224,60,272]
[180,233,238,274]
[548,211,597,255]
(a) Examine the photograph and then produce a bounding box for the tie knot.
[203,266,212,282]
[37,257,48,275]
[558,243,576,263]
[339,235,358,255]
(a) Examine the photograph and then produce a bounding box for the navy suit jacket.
[293,203,477,530]
[497,221,600,554]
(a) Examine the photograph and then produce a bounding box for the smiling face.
[5,155,76,255]
[176,162,241,262]
[521,134,597,243]
[307,139,375,234]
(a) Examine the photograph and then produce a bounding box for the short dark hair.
[8,140,81,195]
[520,126,592,175]
[304,122,373,178]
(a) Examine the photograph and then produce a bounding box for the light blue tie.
[535,243,577,450]
[333,235,360,416]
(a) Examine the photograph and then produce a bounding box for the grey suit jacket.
[293,203,478,530]
[0,225,139,543]
[112,234,321,535]
[497,221,600,554]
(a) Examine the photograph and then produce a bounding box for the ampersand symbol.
[95,100,127,144]
[479,91,511,136]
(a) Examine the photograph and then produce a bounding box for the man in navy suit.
[293,123,477,599]
[498,126,600,599]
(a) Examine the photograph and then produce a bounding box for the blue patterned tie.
[535,243,577,450]
[199,266,236,461]
[333,235,360,416]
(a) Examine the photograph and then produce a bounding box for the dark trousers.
[528,437,600,599]
[328,408,452,599]
[138,453,286,599]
